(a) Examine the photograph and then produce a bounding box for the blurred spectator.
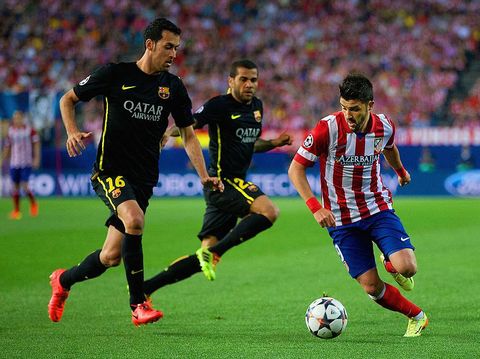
[456,144,475,171]
[418,147,436,173]
[0,0,479,134]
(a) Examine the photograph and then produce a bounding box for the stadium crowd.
[1,0,479,132]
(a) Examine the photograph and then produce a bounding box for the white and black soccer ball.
[305,297,348,339]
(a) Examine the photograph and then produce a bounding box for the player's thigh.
[250,194,279,222]
[329,225,376,279]
[92,173,152,233]
[212,177,266,217]
[197,203,237,241]
[369,210,415,258]
[10,168,21,185]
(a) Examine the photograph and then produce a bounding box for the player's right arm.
[289,121,336,228]
[288,160,335,228]
[59,89,92,157]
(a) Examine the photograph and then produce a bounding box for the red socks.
[375,283,422,318]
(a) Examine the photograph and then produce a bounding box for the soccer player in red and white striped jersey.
[3,111,40,219]
[288,73,428,337]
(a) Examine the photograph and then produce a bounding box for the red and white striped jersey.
[5,125,39,168]
[294,111,395,226]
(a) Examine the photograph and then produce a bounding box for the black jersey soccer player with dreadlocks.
[143,59,292,298]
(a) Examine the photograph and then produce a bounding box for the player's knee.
[394,259,417,277]
[100,252,121,267]
[400,265,417,278]
[262,204,280,223]
[122,213,144,233]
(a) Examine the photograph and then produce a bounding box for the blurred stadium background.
[1,0,479,198]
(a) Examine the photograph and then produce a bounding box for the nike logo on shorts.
[131,269,143,275]
[400,236,410,242]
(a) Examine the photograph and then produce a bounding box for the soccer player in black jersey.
[143,59,292,297]
[48,18,222,326]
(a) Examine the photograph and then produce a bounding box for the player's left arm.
[179,125,223,192]
[254,132,293,153]
[383,144,411,186]
[32,138,41,169]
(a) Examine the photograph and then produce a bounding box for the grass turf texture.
[1,197,479,358]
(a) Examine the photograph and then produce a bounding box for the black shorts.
[197,177,265,240]
[91,172,153,234]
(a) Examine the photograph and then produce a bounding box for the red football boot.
[131,300,163,327]
[48,269,70,322]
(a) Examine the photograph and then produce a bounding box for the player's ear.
[145,39,154,51]
[228,76,234,90]
[368,100,374,111]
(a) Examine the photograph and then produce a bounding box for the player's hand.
[313,208,336,228]
[66,131,92,157]
[273,132,293,147]
[398,170,411,187]
[201,176,224,192]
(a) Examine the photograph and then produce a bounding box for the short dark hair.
[143,18,181,46]
[229,59,258,77]
[339,73,374,103]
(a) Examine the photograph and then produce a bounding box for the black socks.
[122,233,145,307]
[208,213,272,256]
[143,255,200,296]
[60,249,107,290]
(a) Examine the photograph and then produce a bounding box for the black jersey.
[74,62,194,186]
[194,94,263,179]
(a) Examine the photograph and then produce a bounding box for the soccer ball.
[305,297,348,339]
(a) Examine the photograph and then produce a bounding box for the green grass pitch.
[1,197,479,358]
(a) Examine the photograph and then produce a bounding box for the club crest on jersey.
[374,137,383,154]
[111,188,122,199]
[254,110,262,122]
[303,134,314,148]
[247,184,258,192]
[158,87,170,99]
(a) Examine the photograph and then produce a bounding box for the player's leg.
[48,226,122,322]
[20,167,37,216]
[358,269,428,337]
[143,237,219,296]
[111,180,162,326]
[369,211,428,336]
[207,195,276,256]
[372,210,416,291]
[144,205,236,294]
[330,223,427,336]
[9,168,21,219]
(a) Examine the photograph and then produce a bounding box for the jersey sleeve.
[384,116,396,149]
[193,97,222,128]
[170,77,195,128]
[293,120,329,167]
[73,64,114,102]
[31,128,40,143]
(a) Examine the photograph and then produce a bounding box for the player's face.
[148,30,180,72]
[228,67,258,104]
[340,97,373,132]
[12,111,24,127]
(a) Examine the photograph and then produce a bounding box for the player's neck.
[357,113,372,133]
[136,56,161,75]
